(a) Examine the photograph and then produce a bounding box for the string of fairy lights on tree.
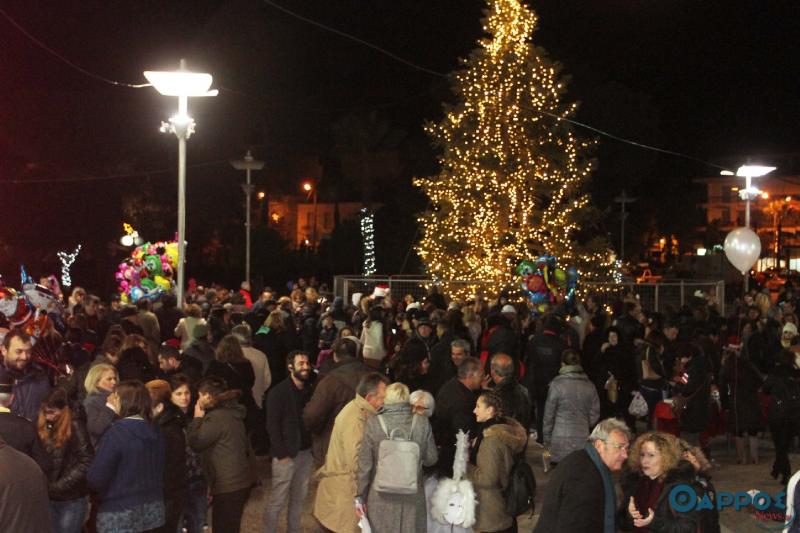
[57,244,82,287]
[413,0,616,299]
[360,208,376,275]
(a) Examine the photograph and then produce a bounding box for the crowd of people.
[1,276,800,532]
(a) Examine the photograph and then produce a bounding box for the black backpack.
[504,451,537,517]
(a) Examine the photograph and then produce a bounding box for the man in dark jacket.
[486,307,520,360]
[157,343,202,383]
[525,314,566,442]
[183,323,215,374]
[303,338,368,463]
[426,323,466,395]
[489,353,532,430]
[0,374,52,473]
[0,437,54,532]
[1,329,50,421]
[534,418,631,533]
[433,356,484,476]
[264,350,315,532]
[155,293,183,343]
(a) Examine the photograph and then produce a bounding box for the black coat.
[493,377,532,430]
[0,412,52,474]
[676,353,712,433]
[433,377,478,477]
[265,377,312,459]
[618,461,701,532]
[533,448,606,532]
[525,331,565,394]
[154,403,188,500]
[719,355,764,433]
[426,331,458,395]
[47,418,93,501]
[762,363,800,424]
[254,330,289,388]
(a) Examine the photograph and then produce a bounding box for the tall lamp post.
[721,164,776,292]
[144,60,217,306]
[231,151,264,286]
[302,181,317,250]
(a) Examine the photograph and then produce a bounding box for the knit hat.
[783,322,798,337]
[501,304,517,314]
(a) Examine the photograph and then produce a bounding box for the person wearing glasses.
[534,418,631,533]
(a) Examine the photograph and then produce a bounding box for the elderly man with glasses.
[534,418,631,533]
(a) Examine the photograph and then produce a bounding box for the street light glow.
[143,70,218,97]
[302,182,312,192]
[257,191,266,200]
[736,165,777,178]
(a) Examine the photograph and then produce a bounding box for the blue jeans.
[181,478,208,533]
[51,497,88,533]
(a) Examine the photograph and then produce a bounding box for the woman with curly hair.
[618,431,699,532]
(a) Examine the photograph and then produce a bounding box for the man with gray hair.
[534,418,631,533]
[489,352,531,429]
[428,336,471,396]
[433,356,485,476]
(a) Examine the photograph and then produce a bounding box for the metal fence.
[334,275,727,315]
[583,281,726,316]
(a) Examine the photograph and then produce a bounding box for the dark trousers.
[155,493,186,533]
[535,391,547,443]
[771,418,795,480]
[212,486,251,533]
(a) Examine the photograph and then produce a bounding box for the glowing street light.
[302,181,318,249]
[144,60,217,305]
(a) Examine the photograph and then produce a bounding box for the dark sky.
[1,0,799,285]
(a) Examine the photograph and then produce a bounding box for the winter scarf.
[585,442,616,533]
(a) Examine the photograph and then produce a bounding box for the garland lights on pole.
[360,208,376,275]
[57,245,82,287]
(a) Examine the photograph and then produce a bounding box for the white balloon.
[724,227,761,274]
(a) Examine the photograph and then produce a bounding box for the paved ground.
[232,431,796,532]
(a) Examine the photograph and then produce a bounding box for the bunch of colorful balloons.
[0,282,62,340]
[515,255,579,313]
[116,241,178,303]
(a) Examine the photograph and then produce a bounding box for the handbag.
[605,375,618,404]
[628,391,649,417]
[671,376,709,420]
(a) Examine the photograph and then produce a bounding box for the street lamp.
[231,150,264,286]
[302,181,318,250]
[721,164,776,291]
[144,60,217,306]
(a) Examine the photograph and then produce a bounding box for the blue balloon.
[130,286,143,302]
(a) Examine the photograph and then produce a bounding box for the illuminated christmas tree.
[414,0,615,298]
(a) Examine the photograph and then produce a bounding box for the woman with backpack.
[469,390,528,533]
[356,382,438,532]
[763,349,800,484]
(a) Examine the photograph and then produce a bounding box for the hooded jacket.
[468,417,528,532]
[187,400,256,495]
[87,417,165,513]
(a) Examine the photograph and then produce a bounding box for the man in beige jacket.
[313,372,389,532]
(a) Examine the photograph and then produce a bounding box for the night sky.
[1,0,799,292]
